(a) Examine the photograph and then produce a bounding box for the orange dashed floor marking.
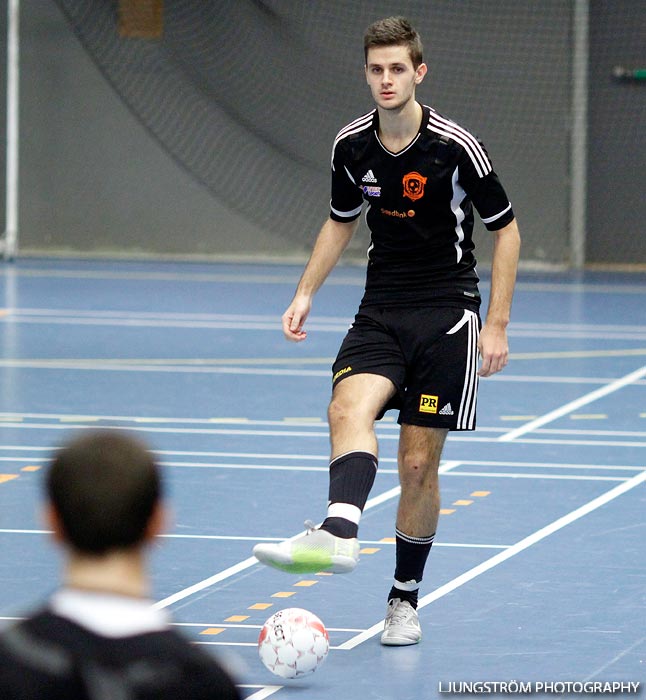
[293,580,318,587]
[225,615,249,622]
[0,474,19,484]
[271,591,295,598]
[248,603,272,610]
[200,627,225,635]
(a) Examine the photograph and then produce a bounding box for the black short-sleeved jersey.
[330,104,514,308]
[0,609,241,700]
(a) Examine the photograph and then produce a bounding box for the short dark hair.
[46,431,161,555]
[364,16,423,68]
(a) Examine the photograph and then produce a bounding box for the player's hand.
[282,296,312,342]
[477,323,509,377]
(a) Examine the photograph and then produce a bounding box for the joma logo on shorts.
[419,394,438,413]
[333,366,352,382]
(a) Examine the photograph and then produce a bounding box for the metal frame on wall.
[1,0,19,261]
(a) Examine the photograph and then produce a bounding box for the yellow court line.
[511,348,646,360]
[6,349,644,366]
[59,416,100,423]
[501,415,538,421]
[570,414,608,420]
[2,357,335,366]
[0,474,19,484]
[284,417,324,423]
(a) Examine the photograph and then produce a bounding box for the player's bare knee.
[327,394,350,428]
[399,450,440,490]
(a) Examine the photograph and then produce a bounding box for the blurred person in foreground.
[0,430,241,699]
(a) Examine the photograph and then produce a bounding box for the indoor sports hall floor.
[0,258,644,699]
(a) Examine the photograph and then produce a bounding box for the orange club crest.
[402,171,427,202]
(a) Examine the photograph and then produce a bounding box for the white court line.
[457,459,643,472]
[239,686,283,700]
[0,410,644,434]
[4,268,646,294]
[151,462,461,611]
[172,622,363,632]
[499,365,646,442]
[0,528,508,550]
[445,471,626,482]
[583,635,646,681]
[2,421,645,450]
[1,441,645,469]
[339,467,646,649]
[149,364,646,633]
[238,685,285,700]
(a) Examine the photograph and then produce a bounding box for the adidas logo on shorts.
[439,403,454,416]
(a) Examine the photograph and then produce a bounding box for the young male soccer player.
[0,431,241,699]
[253,16,521,645]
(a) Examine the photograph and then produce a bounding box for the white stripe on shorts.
[455,310,480,430]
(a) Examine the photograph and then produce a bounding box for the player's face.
[365,44,427,112]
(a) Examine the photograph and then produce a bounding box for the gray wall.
[19,0,279,258]
[10,1,642,266]
[587,0,646,266]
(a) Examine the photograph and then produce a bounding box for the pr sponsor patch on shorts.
[419,394,438,414]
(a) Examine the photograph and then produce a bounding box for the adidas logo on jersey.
[362,169,377,183]
[439,403,454,416]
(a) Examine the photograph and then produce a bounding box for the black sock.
[320,451,377,539]
[387,528,435,609]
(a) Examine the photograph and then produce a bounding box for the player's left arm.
[478,218,521,377]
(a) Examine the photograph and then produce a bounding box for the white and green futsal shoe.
[253,526,360,574]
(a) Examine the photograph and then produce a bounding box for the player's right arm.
[282,217,359,342]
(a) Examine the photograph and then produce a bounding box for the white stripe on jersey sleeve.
[330,201,363,219]
[330,111,374,168]
[481,203,512,224]
[335,110,375,140]
[426,109,492,178]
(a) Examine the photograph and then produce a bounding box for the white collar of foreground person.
[50,588,170,638]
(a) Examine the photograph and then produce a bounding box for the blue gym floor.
[0,258,644,699]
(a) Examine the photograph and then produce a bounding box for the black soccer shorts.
[332,305,481,430]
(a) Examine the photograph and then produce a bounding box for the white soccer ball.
[258,608,329,679]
